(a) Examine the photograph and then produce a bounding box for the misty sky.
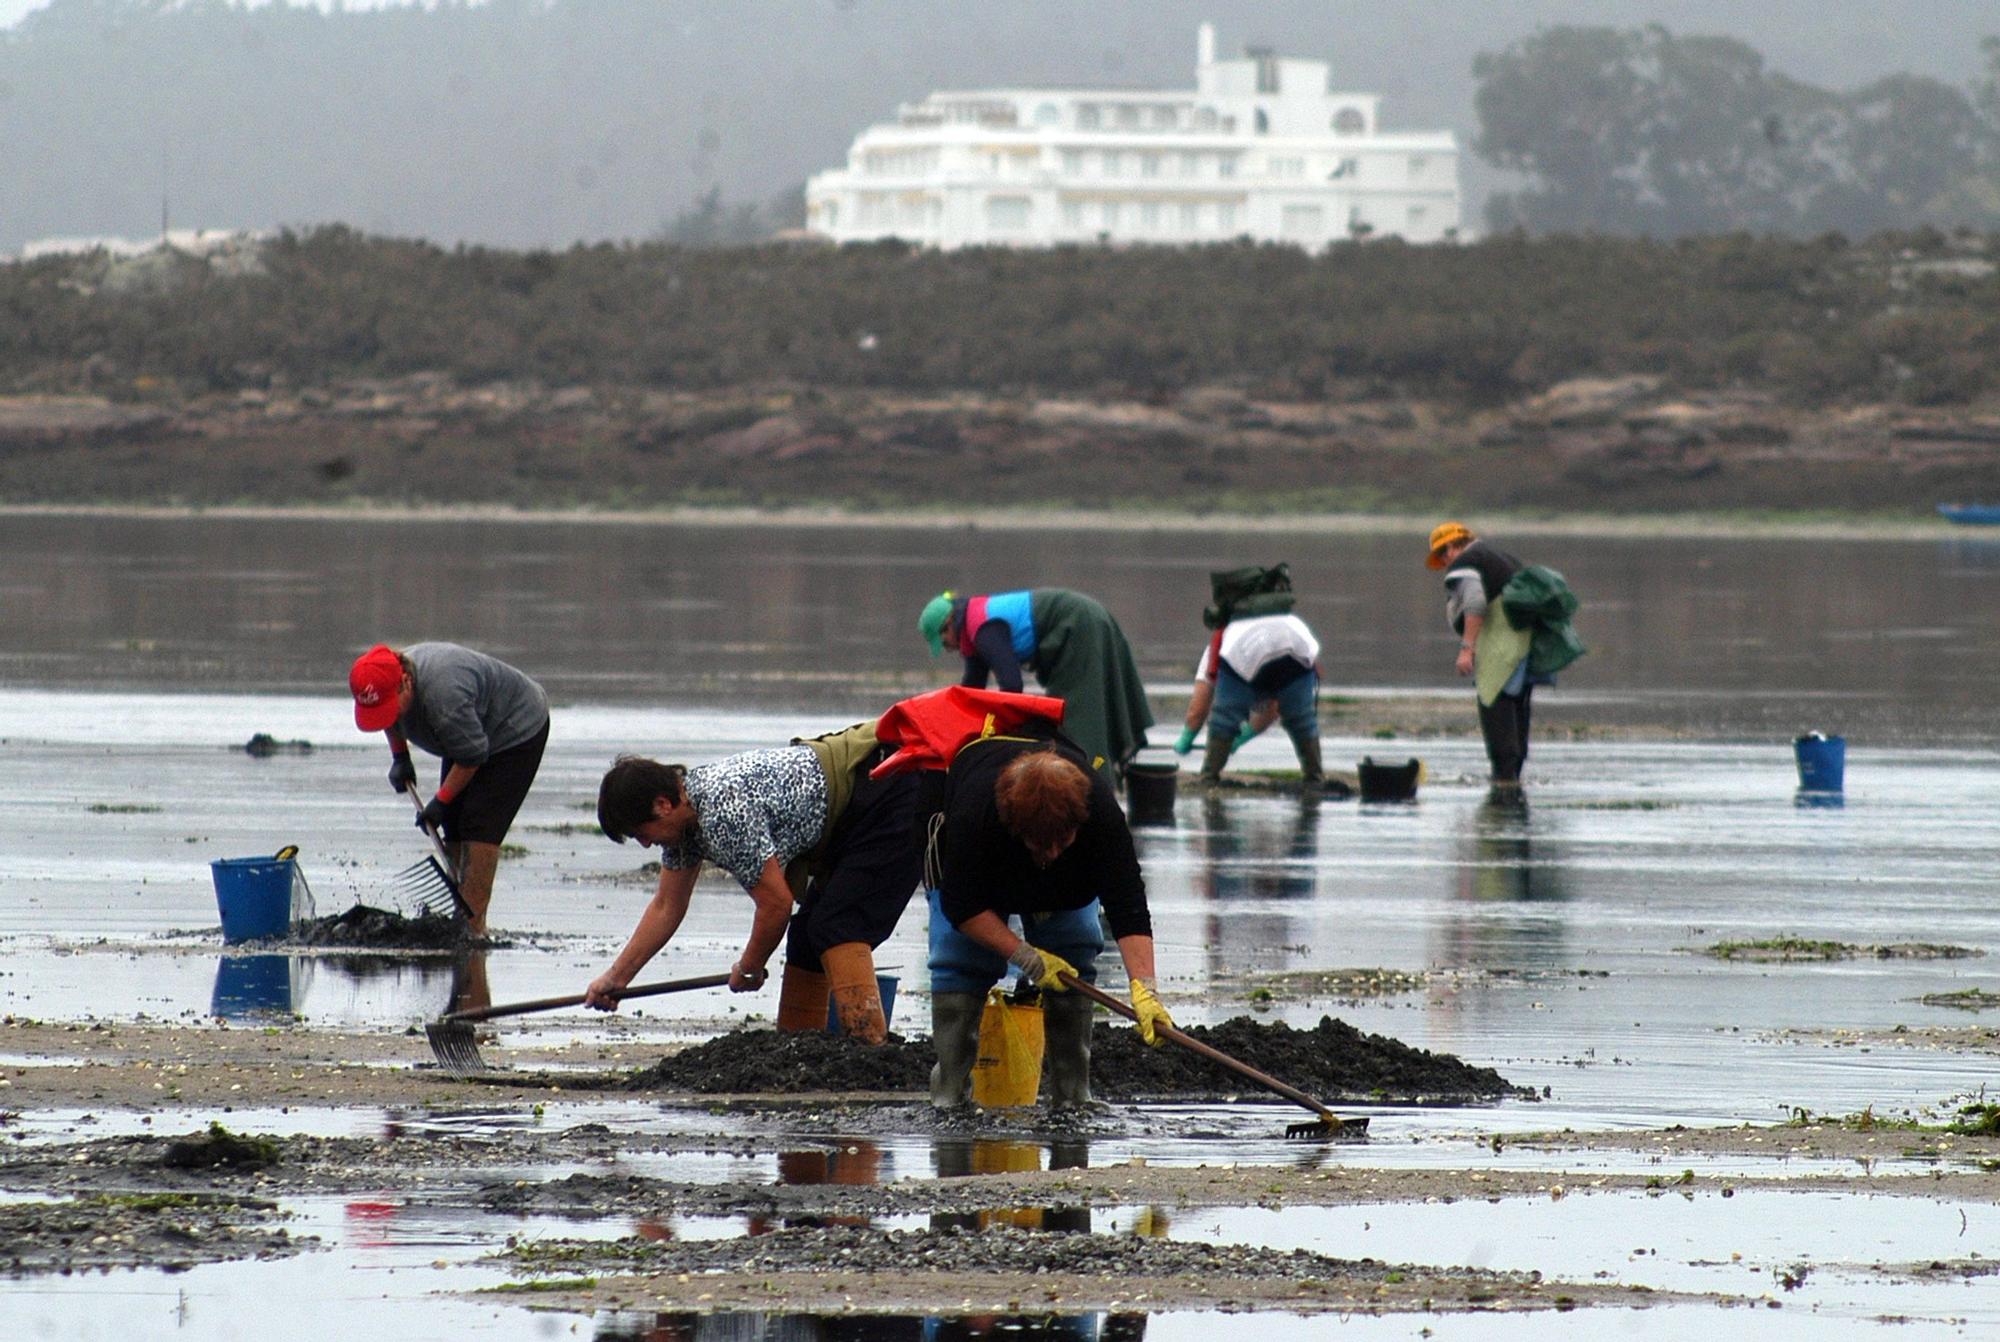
[3,0,1987,90]
[3,0,1994,248]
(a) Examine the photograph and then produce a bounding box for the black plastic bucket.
[1124,759,1179,826]
[1358,756,1421,803]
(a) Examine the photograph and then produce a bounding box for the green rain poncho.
[1027,589,1155,771]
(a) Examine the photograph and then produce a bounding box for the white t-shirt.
[1195,614,1321,683]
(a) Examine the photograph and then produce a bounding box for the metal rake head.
[1286,1113,1370,1142]
[391,855,472,922]
[424,1018,490,1073]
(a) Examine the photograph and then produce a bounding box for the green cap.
[918,592,955,657]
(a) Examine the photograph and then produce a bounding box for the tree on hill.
[1475,25,2000,236]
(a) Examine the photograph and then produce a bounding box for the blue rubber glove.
[1173,726,1197,755]
[1227,722,1257,756]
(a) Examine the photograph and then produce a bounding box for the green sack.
[1500,566,1587,678]
[1204,563,1294,629]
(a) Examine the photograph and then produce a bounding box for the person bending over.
[349,642,549,939]
[590,722,920,1043]
[926,734,1172,1109]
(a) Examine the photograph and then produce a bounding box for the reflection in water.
[750,1142,888,1236]
[1196,793,1321,979]
[1453,788,1566,905]
[596,1313,1148,1341]
[1795,789,1847,810]
[209,954,297,1018]
[211,952,463,1023]
[593,1142,1141,1342]
[777,1141,886,1189]
[1432,789,1572,981]
[932,1137,1090,1234]
[448,949,491,1016]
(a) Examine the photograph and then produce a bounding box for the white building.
[805,23,1459,251]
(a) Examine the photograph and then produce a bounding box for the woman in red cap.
[348,642,549,936]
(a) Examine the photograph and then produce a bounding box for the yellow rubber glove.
[1129,976,1174,1046]
[1006,943,1080,992]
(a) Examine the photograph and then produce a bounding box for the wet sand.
[6,1016,2000,1319]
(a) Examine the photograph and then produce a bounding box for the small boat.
[1937,504,2000,526]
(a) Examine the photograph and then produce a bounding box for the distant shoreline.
[0,501,1967,542]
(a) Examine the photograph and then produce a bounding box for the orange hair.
[994,750,1091,849]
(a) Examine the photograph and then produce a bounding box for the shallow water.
[3,512,2000,742]
[6,515,2000,1335]
[6,696,1997,1127]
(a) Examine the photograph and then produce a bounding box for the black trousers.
[1476,687,1534,782]
[785,769,922,971]
[439,719,549,845]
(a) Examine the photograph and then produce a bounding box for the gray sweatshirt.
[397,642,548,765]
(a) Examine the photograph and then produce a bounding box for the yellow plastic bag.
[971,988,1045,1108]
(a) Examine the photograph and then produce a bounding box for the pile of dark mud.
[1091,1015,1530,1103]
[625,1030,935,1094]
[622,1015,1525,1104]
[287,904,471,951]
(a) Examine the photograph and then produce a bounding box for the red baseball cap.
[349,645,405,731]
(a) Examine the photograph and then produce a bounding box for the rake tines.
[1287,1113,1370,1142]
[390,854,471,922]
[424,1018,489,1074]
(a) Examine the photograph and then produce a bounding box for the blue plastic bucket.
[826,973,899,1036]
[210,954,295,1018]
[210,855,298,943]
[1793,733,1846,792]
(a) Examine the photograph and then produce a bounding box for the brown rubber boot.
[774,962,831,1033]
[821,942,887,1045]
[1198,733,1233,785]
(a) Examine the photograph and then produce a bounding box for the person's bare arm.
[587,864,699,1009]
[1114,933,1157,982]
[730,857,794,991]
[955,909,1021,959]
[1183,679,1215,731]
[1456,612,1483,677]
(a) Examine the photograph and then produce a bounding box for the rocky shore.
[0,376,1993,515]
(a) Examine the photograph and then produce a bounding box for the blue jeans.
[926,888,1106,995]
[1207,662,1319,745]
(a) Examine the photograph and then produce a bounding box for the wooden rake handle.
[1057,972,1338,1123]
[442,973,733,1025]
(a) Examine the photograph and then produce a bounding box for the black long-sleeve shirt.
[959,617,1026,693]
[937,736,1151,939]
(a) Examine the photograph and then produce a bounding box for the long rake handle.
[406,784,456,867]
[403,784,475,921]
[1058,972,1338,1123]
[442,972,733,1025]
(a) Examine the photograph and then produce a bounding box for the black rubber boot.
[1197,733,1233,785]
[1042,990,1095,1108]
[928,992,986,1109]
[1289,732,1324,787]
